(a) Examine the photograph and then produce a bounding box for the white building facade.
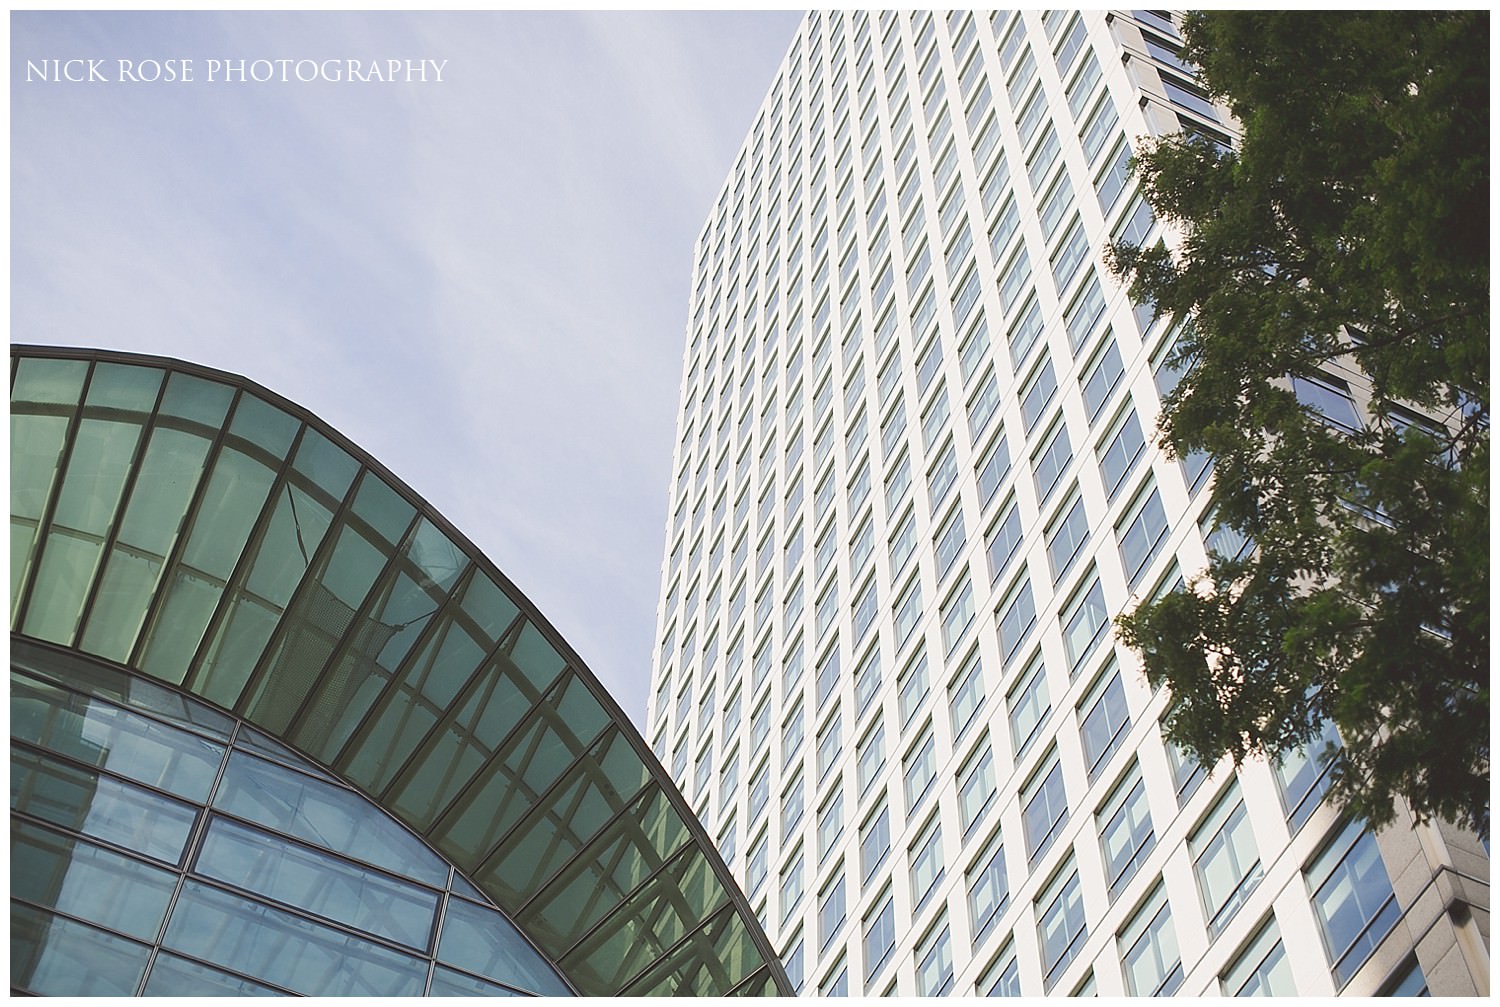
[648,10,1488,997]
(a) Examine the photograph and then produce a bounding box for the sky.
[11,10,802,726]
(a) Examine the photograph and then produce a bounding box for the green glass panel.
[227,391,299,456]
[458,571,521,647]
[509,618,568,691]
[143,952,285,996]
[177,447,278,579]
[427,965,526,996]
[384,643,561,829]
[211,749,448,887]
[135,564,228,685]
[11,412,70,522]
[163,880,426,996]
[516,785,690,959]
[406,518,467,594]
[478,725,653,906]
[12,641,234,740]
[49,416,143,535]
[11,356,87,407]
[245,483,336,604]
[558,845,722,995]
[241,519,387,731]
[11,675,224,801]
[339,598,491,792]
[11,819,177,942]
[618,905,748,996]
[550,674,611,760]
[11,746,197,863]
[157,370,234,426]
[83,362,162,412]
[20,528,103,644]
[196,816,440,951]
[437,897,571,996]
[194,484,335,709]
[80,426,214,662]
[351,469,416,548]
[431,675,610,863]
[729,968,779,996]
[291,425,359,499]
[11,902,151,996]
[10,412,72,623]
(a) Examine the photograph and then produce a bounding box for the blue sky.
[12,10,801,724]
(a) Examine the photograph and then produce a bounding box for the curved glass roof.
[9,345,789,997]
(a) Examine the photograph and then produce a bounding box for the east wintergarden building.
[10,345,791,997]
[646,10,1489,997]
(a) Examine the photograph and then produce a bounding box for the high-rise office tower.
[648,10,1487,998]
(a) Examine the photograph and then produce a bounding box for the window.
[1064,272,1107,355]
[884,449,912,516]
[985,496,1023,585]
[893,575,923,646]
[816,644,840,705]
[888,507,917,577]
[896,652,929,728]
[1078,667,1131,779]
[1094,139,1132,213]
[781,931,804,992]
[997,575,1037,664]
[817,712,843,778]
[880,399,907,459]
[857,721,885,793]
[1006,651,1050,758]
[1292,374,1362,432]
[820,957,849,998]
[947,648,985,741]
[1275,719,1341,833]
[915,919,954,995]
[934,506,966,582]
[819,871,847,951]
[1020,355,1058,433]
[854,643,881,709]
[851,576,877,643]
[976,431,1011,507]
[1050,214,1090,291]
[1023,751,1069,862]
[1116,484,1170,588]
[1192,783,1263,934]
[927,439,959,510]
[1119,883,1183,995]
[958,738,998,837]
[998,247,1031,316]
[1166,735,1207,806]
[747,829,768,897]
[1036,859,1088,989]
[967,369,1002,442]
[941,579,976,656]
[818,790,844,860]
[903,727,938,812]
[909,815,945,909]
[1033,420,1072,504]
[967,828,1010,941]
[1080,336,1124,420]
[1061,574,1110,673]
[1046,492,1090,582]
[1098,764,1155,897]
[1307,820,1400,986]
[1222,918,1297,996]
[860,804,891,885]
[782,703,805,769]
[863,889,896,984]
[1097,407,1146,501]
[780,847,805,923]
[980,939,1021,996]
[1007,295,1043,369]
[782,773,805,844]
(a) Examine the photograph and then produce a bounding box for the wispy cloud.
[12,10,799,721]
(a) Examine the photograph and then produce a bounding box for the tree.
[1109,11,1488,837]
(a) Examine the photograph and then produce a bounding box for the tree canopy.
[1109,11,1488,837]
